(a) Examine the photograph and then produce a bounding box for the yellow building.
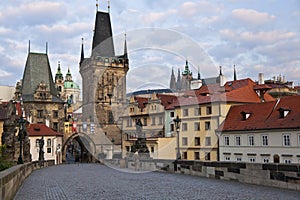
[167,78,275,161]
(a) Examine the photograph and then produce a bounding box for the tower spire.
[46,42,48,54]
[96,0,99,12]
[219,66,223,76]
[197,66,201,80]
[233,65,237,81]
[80,38,85,65]
[108,0,110,13]
[28,40,31,53]
[124,33,128,59]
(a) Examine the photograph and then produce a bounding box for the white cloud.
[231,8,275,26]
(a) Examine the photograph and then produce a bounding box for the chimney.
[258,73,264,85]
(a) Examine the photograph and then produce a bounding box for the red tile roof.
[157,94,177,108]
[167,78,275,109]
[217,95,300,132]
[27,124,63,137]
[134,97,148,109]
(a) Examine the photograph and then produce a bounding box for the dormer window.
[278,108,290,118]
[241,111,251,120]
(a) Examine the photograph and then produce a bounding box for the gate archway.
[62,132,97,163]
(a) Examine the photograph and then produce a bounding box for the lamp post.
[173,115,181,171]
[17,116,25,164]
[111,138,115,159]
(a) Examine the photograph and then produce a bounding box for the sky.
[0,0,299,93]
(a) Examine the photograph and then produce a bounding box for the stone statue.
[135,119,143,138]
[38,136,44,161]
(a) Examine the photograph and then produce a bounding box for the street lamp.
[111,138,115,159]
[17,115,25,164]
[173,115,181,171]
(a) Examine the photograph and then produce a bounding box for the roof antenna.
[108,0,110,13]
[96,0,99,12]
[28,40,31,53]
[46,42,48,54]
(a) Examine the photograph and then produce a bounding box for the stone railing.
[0,160,55,200]
[106,159,300,191]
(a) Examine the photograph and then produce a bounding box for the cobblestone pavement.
[15,164,300,200]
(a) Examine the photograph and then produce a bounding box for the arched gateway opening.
[62,133,96,163]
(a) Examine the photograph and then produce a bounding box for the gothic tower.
[55,61,64,98]
[80,8,129,145]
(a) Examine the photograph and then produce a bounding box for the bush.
[0,145,13,171]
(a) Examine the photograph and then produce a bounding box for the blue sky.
[0,0,299,92]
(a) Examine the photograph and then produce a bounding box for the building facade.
[217,96,300,164]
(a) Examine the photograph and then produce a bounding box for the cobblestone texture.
[15,164,300,200]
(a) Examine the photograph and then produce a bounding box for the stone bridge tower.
[80,8,129,146]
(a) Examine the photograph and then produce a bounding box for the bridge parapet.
[0,160,54,200]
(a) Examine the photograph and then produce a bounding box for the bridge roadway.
[15,164,299,200]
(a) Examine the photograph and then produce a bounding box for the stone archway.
[62,133,97,163]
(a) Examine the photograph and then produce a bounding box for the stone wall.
[113,159,300,191]
[0,160,54,200]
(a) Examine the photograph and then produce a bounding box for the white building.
[27,124,63,164]
[217,96,300,164]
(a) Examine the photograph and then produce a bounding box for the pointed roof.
[182,60,192,76]
[123,34,128,59]
[55,61,63,81]
[233,65,237,81]
[169,68,176,91]
[92,11,115,57]
[80,38,85,65]
[21,52,62,102]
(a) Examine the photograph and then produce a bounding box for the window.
[263,158,269,163]
[298,134,300,146]
[225,156,230,161]
[224,136,229,146]
[235,136,241,146]
[53,110,58,118]
[47,139,51,147]
[206,106,212,115]
[170,124,174,132]
[283,134,290,146]
[143,118,147,126]
[284,159,291,164]
[151,117,156,125]
[205,152,211,161]
[249,157,256,162]
[183,109,189,116]
[151,146,154,153]
[47,147,51,153]
[194,137,200,146]
[194,108,201,116]
[182,137,188,146]
[37,110,43,118]
[36,139,40,147]
[127,119,132,127]
[194,152,200,160]
[125,146,130,152]
[194,122,200,131]
[248,135,254,146]
[182,123,188,131]
[158,117,163,125]
[262,135,268,146]
[205,121,211,130]
[205,137,211,146]
[130,107,134,112]
[236,157,242,162]
[182,152,188,159]
[53,123,58,131]
[170,112,175,118]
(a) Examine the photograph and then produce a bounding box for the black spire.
[92,11,115,57]
[124,33,128,59]
[80,38,84,65]
[169,68,176,91]
[219,66,223,76]
[233,65,237,81]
